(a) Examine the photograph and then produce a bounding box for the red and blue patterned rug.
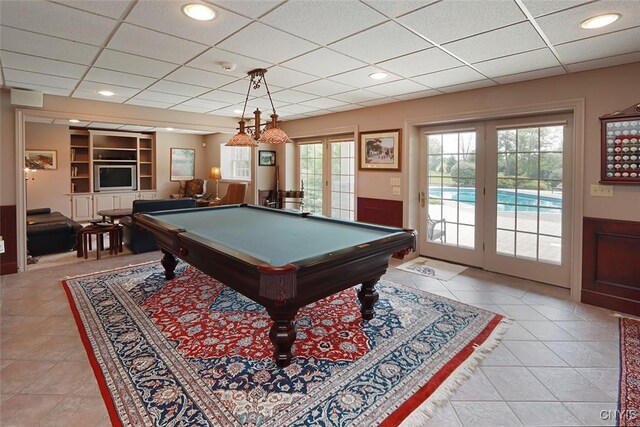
[63,261,505,426]
[618,317,640,426]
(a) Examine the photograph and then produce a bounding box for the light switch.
[590,184,613,197]
[392,186,401,195]
[390,177,400,186]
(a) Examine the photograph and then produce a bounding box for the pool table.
[135,204,416,367]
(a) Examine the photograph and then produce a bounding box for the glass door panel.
[299,143,323,214]
[330,140,355,220]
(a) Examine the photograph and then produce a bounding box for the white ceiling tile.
[85,68,157,89]
[217,22,317,64]
[398,0,526,44]
[165,67,237,89]
[170,105,213,114]
[252,96,288,110]
[198,90,247,104]
[54,0,132,19]
[180,98,230,110]
[210,0,285,19]
[94,50,178,78]
[330,21,432,63]
[473,48,561,78]
[520,0,591,18]
[149,81,207,99]
[260,0,387,45]
[444,22,546,64]
[327,104,360,113]
[438,79,497,93]
[555,27,640,64]
[126,0,251,46]
[363,0,437,18]
[4,69,78,89]
[208,108,241,117]
[270,89,319,104]
[281,48,366,78]
[132,90,190,104]
[366,78,430,96]
[293,79,355,97]
[537,1,640,45]
[394,89,441,100]
[0,0,117,45]
[125,98,176,109]
[73,91,130,103]
[328,66,402,88]
[85,121,125,129]
[329,89,386,103]
[186,47,272,78]
[0,27,100,64]
[565,51,640,73]
[358,97,397,107]
[278,104,323,115]
[107,23,207,64]
[263,66,318,88]
[75,80,141,97]
[299,98,348,109]
[4,81,72,96]
[494,66,567,84]
[0,51,87,78]
[217,78,284,98]
[377,47,464,78]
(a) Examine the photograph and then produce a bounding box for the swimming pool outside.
[429,187,562,212]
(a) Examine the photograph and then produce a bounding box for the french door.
[297,135,355,220]
[419,114,573,287]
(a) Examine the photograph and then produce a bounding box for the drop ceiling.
[1,0,639,123]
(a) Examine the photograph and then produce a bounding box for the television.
[94,165,137,192]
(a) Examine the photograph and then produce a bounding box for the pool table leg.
[267,308,298,367]
[358,278,380,321]
[160,250,178,280]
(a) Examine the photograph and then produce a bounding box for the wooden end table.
[76,223,123,259]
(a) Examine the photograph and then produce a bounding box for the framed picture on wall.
[170,148,195,181]
[258,150,276,166]
[359,129,401,171]
[25,149,57,170]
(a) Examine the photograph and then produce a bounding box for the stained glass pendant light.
[226,69,292,146]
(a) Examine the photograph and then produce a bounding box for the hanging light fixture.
[227,68,292,147]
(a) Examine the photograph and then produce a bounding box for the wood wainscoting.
[357,198,403,228]
[0,205,18,275]
[582,217,640,315]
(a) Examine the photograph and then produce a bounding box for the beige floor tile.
[451,401,524,427]
[507,401,581,426]
[481,366,556,401]
[0,360,57,393]
[21,360,100,396]
[529,367,614,402]
[503,341,568,367]
[0,394,64,427]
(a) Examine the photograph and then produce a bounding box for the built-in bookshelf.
[69,129,156,193]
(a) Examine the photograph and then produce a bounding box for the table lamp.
[209,166,222,200]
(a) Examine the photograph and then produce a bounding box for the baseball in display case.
[600,103,640,184]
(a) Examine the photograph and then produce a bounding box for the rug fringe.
[62,259,161,281]
[400,318,512,426]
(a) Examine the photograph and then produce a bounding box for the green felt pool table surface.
[146,204,408,267]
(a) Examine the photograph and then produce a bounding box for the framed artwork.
[359,129,401,171]
[258,150,276,166]
[170,148,195,181]
[25,149,57,170]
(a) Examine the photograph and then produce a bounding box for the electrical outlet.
[590,184,614,197]
[0,238,5,254]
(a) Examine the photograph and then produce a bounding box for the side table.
[76,224,123,259]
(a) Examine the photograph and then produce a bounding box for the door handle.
[419,191,427,208]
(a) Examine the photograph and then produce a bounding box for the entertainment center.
[69,129,157,221]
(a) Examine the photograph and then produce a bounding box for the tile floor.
[1,253,621,426]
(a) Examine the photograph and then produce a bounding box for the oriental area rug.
[62,261,505,427]
[618,316,640,427]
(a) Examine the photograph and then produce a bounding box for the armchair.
[205,183,247,206]
[427,214,446,242]
[170,179,206,199]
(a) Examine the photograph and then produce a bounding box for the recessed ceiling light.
[369,72,388,80]
[69,119,80,123]
[182,3,216,21]
[166,127,175,131]
[98,90,114,97]
[580,13,620,29]
[233,109,243,115]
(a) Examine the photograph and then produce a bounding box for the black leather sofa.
[26,208,83,256]
[120,198,196,253]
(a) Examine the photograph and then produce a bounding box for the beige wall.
[281,62,640,222]
[25,123,71,215]
[155,132,207,199]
